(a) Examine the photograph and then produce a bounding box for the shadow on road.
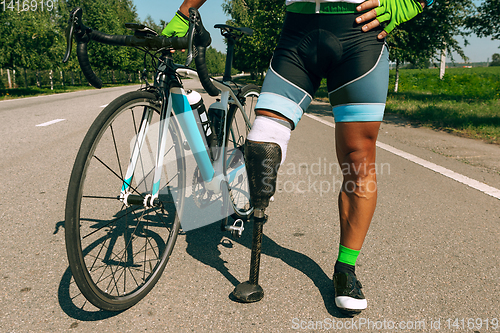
[58,266,122,321]
[55,215,350,319]
[184,217,349,318]
[54,220,121,321]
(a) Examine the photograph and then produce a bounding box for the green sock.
[337,244,360,266]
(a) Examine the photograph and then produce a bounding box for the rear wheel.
[65,91,185,311]
[224,84,260,219]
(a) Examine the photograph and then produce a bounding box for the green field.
[316,66,500,144]
[386,66,500,144]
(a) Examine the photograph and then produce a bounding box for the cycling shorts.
[255,12,389,128]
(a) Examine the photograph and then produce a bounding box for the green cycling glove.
[161,11,189,37]
[375,0,423,34]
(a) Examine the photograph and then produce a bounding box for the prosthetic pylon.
[232,209,266,302]
[232,140,281,303]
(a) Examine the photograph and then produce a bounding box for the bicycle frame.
[120,55,250,208]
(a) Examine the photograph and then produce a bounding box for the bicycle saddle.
[214,24,253,38]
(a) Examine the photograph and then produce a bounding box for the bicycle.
[63,7,262,311]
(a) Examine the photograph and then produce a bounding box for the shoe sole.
[337,307,363,316]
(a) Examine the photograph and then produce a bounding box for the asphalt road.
[0,81,499,332]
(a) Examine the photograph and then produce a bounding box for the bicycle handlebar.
[63,7,219,96]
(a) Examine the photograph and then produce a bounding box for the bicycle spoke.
[81,203,129,240]
[93,155,145,198]
[110,124,124,181]
[101,208,151,295]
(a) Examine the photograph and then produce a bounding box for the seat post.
[223,37,236,82]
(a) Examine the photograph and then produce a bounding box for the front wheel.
[65,91,186,311]
[224,84,260,219]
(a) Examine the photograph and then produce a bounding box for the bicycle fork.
[120,105,156,207]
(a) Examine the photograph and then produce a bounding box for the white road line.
[305,113,500,200]
[36,119,66,127]
[376,142,500,200]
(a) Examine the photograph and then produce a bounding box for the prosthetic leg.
[232,140,282,303]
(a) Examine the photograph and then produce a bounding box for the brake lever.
[63,8,84,63]
[184,11,196,67]
[63,12,76,62]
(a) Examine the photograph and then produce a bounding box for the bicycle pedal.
[225,219,244,238]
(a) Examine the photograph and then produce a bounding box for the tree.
[387,0,474,88]
[491,53,500,67]
[0,8,61,88]
[204,47,227,75]
[223,0,285,77]
[466,0,500,41]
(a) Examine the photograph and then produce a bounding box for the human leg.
[327,36,388,315]
[331,121,380,314]
[335,121,381,251]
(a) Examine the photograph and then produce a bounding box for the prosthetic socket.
[244,140,282,213]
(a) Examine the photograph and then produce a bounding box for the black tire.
[224,84,260,218]
[65,91,186,311]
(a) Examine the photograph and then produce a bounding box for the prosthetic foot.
[232,140,281,303]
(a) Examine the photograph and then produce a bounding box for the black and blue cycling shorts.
[255,11,389,128]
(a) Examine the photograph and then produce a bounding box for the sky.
[132,0,499,63]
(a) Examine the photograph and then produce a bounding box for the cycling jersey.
[286,0,364,5]
[286,0,363,14]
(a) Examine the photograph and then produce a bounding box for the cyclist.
[164,0,430,315]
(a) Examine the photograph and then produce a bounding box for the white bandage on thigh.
[247,116,291,164]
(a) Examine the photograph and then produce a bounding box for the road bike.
[63,7,260,311]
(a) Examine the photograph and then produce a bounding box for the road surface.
[0,81,499,332]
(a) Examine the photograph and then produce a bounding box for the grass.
[386,67,500,144]
[317,66,500,144]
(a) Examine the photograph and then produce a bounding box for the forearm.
[179,0,207,16]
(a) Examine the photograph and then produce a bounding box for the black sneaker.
[332,272,367,315]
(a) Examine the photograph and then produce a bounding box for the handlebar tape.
[77,41,103,89]
[75,30,129,89]
[195,45,219,97]
[91,31,129,46]
[74,7,217,93]
[75,29,193,89]
[190,8,219,97]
